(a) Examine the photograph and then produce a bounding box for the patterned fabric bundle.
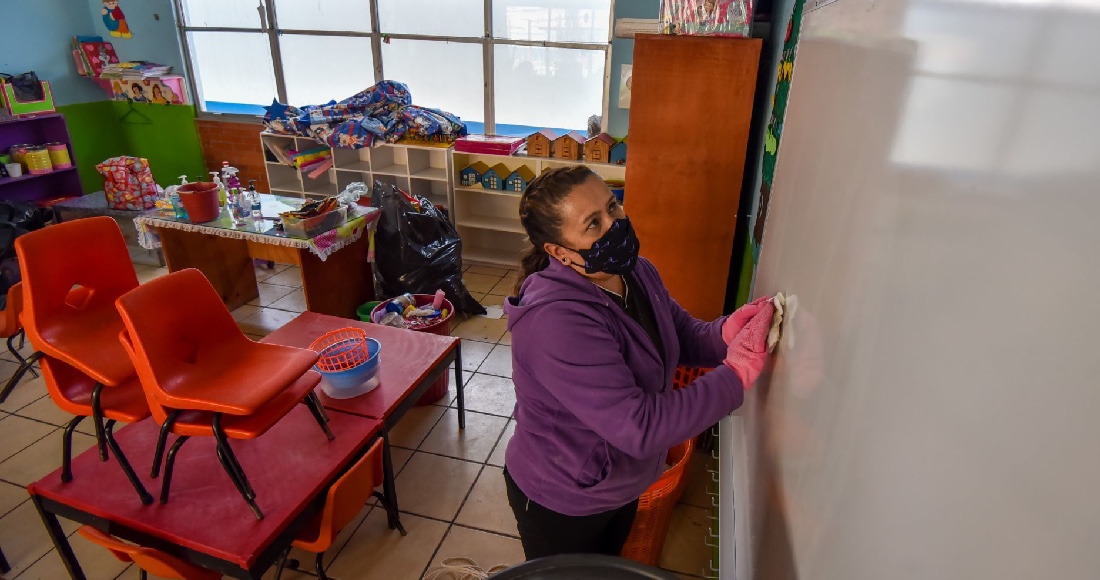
[95,156,159,210]
[263,81,467,150]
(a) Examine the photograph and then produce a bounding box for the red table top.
[262,312,459,420]
[28,406,381,569]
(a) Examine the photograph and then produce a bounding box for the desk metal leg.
[455,342,465,430]
[379,430,406,535]
[0,542,10,574]
[31,495,85,580]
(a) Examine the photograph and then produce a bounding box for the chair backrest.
[114,268,250,413]
[314,437,385,550]
[77,526,220,580]
[15,216,138,351]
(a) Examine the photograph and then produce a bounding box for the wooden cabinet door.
[626,34,761,320]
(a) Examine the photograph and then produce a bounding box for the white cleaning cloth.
[768,292,786,353]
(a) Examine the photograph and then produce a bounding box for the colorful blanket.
[263,81,467,150]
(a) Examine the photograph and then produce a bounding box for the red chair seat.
[169,371,323,439]
[36,302,134,387]
[41,358,151,424]
[156,344,319,416]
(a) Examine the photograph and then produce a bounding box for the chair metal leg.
[139,569,148,580]
[104,419,153,505]
[314,552,328,580]
[90,383,108,461]
[310,391,330,423]
[215,444,253,500]
[273,547,290,580]
[0,350,42,405]
[160,435,190,504]
[212,413,264,520]
[150,410,180,478]
[6,333,38,379]
[61,415,85,483]
[303,393,335,441]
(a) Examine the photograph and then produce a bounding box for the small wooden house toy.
[553,131,586,161]
[609,137,627,166]
[584,133,616,163]
[526,129,556,157]
[481,163,510,190]
[459,161,490,187]
[505,166,537,192]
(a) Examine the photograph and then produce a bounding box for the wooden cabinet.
[0,113,83,203]
[626,34,762,320]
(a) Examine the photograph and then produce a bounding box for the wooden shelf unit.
[259,133,454,214]
[0,113,83,203]
[450,151,626,268]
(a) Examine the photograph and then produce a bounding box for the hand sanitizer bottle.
[209,171,227,207]
[249,180,262,220]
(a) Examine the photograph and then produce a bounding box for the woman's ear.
[544,241,570,265]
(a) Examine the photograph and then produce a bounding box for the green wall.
[57,102,206,193]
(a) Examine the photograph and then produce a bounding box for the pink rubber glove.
[724,300,776,389]
[722,296,772,345]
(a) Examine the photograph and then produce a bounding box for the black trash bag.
[371,180,486,316]
[0,222,29,310]
[0,201,53,232]
[0,72,45,102]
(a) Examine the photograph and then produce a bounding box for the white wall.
[746,0,1100,577]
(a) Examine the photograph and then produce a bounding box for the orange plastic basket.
[309,328,370,372]
[619,366,713,566]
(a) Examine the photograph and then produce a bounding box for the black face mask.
[564,217,641,275]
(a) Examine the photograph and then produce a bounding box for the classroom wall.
[196,119,271,193]
[85,0,187,74]
[607,0,662,137]
[1,0,101,106]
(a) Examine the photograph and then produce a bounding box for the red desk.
[28,406,382,579]
[262,312,465,530]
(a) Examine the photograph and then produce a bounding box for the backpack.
[0,219,32,310]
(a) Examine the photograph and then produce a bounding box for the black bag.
[0,222,29,310]
[0,201,54,232]
[0,72,45,102]
[371,181,485,316]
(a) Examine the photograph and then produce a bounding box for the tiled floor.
[0,261,716,579]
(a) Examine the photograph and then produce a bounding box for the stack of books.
[100,61,173,80]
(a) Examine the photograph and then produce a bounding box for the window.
[175,0,612,135]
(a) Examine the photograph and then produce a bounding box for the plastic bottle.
[223,165,241,190]
[209,171,227,207]
[248,179,262,219]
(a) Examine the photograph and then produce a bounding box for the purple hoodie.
[502,257,745,516]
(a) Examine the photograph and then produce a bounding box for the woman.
[502,165,775,559]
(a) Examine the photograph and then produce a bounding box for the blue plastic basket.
[316,337,381,394]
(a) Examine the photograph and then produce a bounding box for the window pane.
[493,0,612,44]
[281,35,375,106]
[381,39,483,124]
[273,0,371,32]
[494,45,604,134]
[187,31,277,114]
[180,0,263,28]
[379,0,483,36]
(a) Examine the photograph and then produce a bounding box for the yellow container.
[46,143,72,169]
[24,147,53,175]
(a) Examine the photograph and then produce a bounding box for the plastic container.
[24,146,53,175]
[371,293,455,405]
[620,437,696,567]
[283,206,347,239]
[177,181,222,223]
[46,142,72,169]
[309,328,382,399]
[356,301,382,323]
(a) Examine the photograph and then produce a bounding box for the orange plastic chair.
[0,282,44,404]
[77,526,220,580]
[15,217,153,504]
[115,268,334,520]
[273,438,396,580]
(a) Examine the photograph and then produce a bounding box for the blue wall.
[607,0,661,137]
[86,0,186,75]
[1,1,101,105]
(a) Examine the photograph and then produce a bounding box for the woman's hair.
[514,165,599,295]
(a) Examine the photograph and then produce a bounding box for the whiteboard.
[722,0,1100,577]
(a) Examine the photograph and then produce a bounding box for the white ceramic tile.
[269,288,307,313]
[263,266,303,288]
[0,480,27,519]
[0,430,97,487]
[246,283,296,308]
[388,405,446,449]
[463,374,517,417]
[0,497,78,577]
[326,510,448,580]
[237,308,299,336]
[455,466,520,537]
[427,524,524,575]
[254,262,291,283]
[658,504,713,576]
[393,453,480,521]
[451,317,508,344]
[0,415,56,463]
[487,420,516,468]
[420,409,508,463]
[0,369,47,413]
[467,265,511,277]
[478,345,512,379]
[19,533,132,580]
[136,267,169,285]
[231,304,263,322]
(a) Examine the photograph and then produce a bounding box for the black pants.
[504,467,639,560]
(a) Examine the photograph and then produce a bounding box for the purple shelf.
[0,113,83,204]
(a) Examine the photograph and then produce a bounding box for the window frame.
[173,0,614,134]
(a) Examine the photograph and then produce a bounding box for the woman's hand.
[724,300,776,389]
[722,295,772,345]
